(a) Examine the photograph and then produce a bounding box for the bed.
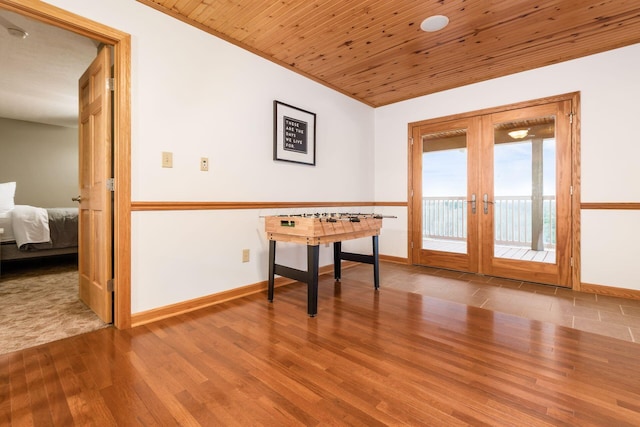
[1,206,78,262]
[0,181,78,263]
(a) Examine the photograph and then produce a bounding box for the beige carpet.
[0,261,109,355]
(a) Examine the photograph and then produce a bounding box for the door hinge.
[410,137,414,146]
[107,78,115,91]
[107,178,115,191]
[107,279,114,292]
[570,257,573,268]
[411,241,414,249]
[570,185,573,196]
[568,111,574,124]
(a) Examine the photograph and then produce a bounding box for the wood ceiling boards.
[136,0,640,107]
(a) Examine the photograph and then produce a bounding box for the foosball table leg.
[333,241,342,282]
[372,235,380,290]
[307,245,320,317]
[268,240,276,302]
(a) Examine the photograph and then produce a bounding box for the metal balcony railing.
[422,196,556,249]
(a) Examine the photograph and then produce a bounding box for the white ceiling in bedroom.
[0,9,98,128]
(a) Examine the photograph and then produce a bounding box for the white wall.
[0,117,77,207]
[375,43,640,291]
[44,1,640,311]
[47,0,376,313]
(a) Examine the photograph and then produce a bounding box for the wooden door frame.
[408,92,581,290]
[0,0,132,328]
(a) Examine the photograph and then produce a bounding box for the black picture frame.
[273,100,316,165]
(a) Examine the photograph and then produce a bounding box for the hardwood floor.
[2,263,640,426]
[381,263,640,343]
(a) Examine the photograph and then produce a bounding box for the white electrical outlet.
[200,157,209,171]
[242,249,250,263]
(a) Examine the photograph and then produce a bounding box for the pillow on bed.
[0,181,16,213]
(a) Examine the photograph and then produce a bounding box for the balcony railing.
[423,196,556,249]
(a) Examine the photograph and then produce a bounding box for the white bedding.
[0,181,17,242]
[11,205,50,248]
[0,210,15,242]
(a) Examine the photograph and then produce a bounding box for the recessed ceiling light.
[420,15,449,32]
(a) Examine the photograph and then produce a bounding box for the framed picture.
[273,100,316,165]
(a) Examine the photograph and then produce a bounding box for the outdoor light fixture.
[508,129,529,139]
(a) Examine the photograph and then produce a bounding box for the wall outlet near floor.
[242,249,250,263]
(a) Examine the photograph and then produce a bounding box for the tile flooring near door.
[345,262,640,343]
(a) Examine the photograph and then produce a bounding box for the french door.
[410,97,575,287]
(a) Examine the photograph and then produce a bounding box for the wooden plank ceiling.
[136,0,640,107]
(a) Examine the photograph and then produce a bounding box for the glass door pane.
[422,128,468,254]
[493,117,556,263]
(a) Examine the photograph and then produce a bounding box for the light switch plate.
[162,151,173,168]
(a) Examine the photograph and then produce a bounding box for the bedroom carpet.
[0,260,109,355]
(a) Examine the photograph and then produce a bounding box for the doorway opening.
[0,0,132,328]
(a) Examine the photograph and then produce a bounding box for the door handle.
[483,193,493,214]
[72,195,82,203]
[469,193,476,214]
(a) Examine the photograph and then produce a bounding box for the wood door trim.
[409,92,581,128]
[0,0,133,329]
[570,92,582,291]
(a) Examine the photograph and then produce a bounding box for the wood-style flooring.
[2,262,640,426]
[382,263,640,343]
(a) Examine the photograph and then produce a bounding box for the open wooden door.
[77,46,113,323]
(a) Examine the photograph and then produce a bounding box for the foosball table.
[264,213,393,317]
